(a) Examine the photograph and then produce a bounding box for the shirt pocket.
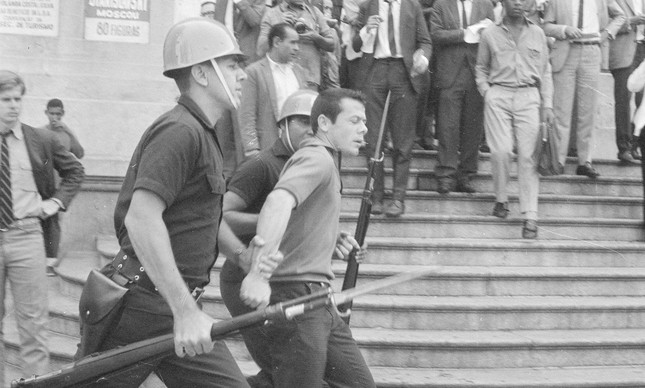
[206,173,226,195]
[13,160,38,193]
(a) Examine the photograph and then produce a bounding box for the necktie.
[214,0,229,24]
[387,0,397,56]
[0,132,13,229]
[577,0,584,29]
[460,0,468,29]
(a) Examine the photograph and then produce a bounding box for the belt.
[571,41,600,46]
[0,217,40,232]
[374,57,404,62]
[110,250,205,301]
[491,83,537,89]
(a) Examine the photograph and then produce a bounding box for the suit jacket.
[542,0,626,72]
[22,124,84,256]
[609,0,637,70]
[214,0,266,64]
[430,0,495,89]
[238,57,308,154]
[352,0,433,94]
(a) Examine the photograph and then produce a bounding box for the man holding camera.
[257,0,336,90]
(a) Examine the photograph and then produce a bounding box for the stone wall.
[0,0,180,176]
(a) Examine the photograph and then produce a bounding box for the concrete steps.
[339,213,644,241]
[342,189,644,219]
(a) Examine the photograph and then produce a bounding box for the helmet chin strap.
[283,119,296,154]
[210,59,238,110]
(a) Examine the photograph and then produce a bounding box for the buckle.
[191,287,205,301]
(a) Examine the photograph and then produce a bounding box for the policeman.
[77,18,254,387]
[219,89,318,387]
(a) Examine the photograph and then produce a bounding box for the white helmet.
[163,17,243,77]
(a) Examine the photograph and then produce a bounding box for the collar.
[498,16,532,30]
[272,138,293,157]
[2,121,23,140]
[279,1,315,15]
[300,134,335,153]
[267,54,293,72]
[177,95,216,133]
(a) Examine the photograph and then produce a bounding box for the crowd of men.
[3,0,645,386]
[202,0,640,237]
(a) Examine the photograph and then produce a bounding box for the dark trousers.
[99,285,249,388]
[635,43,645,107]
[364,59,417,201]
[611,66,634,154]
[266,281,375,388]
[41,214,60,258]
[435,66,483,179]
[220,260,274,388]
[415,71,434,144]
[641,131,645,225]
[340,53,364,91]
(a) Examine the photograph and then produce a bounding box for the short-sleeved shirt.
[114,95,227,289]
[227,139,291,245]
[270,136,341,283]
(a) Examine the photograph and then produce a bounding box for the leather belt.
[571,41,600,45]
[110,250,205,301]
[0,217,40,232]
[492,83,537,89]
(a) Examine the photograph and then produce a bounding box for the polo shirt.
[270,135,341,283]
[114,95,226,289]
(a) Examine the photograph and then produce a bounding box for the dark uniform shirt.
[227,138,291,245]
[113,95,227,289]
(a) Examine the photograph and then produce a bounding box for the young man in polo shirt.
[240,88,376,387]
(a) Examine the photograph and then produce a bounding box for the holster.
[76,266,129,358]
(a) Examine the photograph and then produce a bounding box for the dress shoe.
[576,162,600,179]
[456,175,476,193]
[385,200,405,218]
[618,150,639,165]
[437,178,455,194]
[492,202,509,219]
[371,200,384,215]
[632,145,642,161]
[522,219,538,239]
[479,143,490,153]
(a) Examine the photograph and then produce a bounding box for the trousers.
[552,44,601,165]
[99,284,249,388]
[484,85,541,220]
[0,218,50,383]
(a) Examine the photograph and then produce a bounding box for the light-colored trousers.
[0,218,50,383]
[484,85,541,221]
[552,44,601,165]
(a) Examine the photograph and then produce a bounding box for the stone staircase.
[5,150,645,387]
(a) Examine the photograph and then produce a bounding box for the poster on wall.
[84,0,150,44]
[0,0,59,37]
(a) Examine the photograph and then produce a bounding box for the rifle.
[12,269,431,388]
[338,91,391,323]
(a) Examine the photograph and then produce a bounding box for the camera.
[293,19,310,34]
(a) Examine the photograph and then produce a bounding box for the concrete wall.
[0,0,181,176]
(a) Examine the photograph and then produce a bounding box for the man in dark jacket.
[0,70,84,383]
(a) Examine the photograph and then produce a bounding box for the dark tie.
[460,0,468,29]
[0,132,13,229]
[214,0,229,24]
[387,0,397,56]
[577,0,584,29]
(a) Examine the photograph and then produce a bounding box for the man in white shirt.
[352,0,432,217]
[239,23,310,158]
